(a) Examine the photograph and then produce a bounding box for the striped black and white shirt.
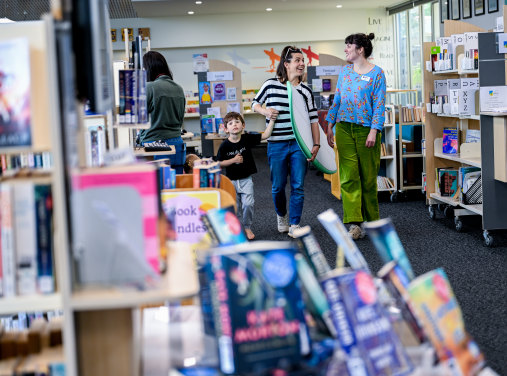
[252,78,318,142]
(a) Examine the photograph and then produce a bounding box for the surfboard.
[287,82,337,174]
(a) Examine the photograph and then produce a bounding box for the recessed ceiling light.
[188,11,195,14]
[336,4,343,8]
[195,1,202,4]
[266,8,273,11]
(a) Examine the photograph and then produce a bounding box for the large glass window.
[409,7,422,101]
[422,2,433,42]
[396,12,410,90]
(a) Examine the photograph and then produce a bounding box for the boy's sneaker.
[277,214,289,233]
[348,224,366,240]
[288,224,301,238]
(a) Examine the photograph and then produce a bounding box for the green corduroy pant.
[335,121,381,224]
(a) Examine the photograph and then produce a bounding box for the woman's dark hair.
[345,33,375,58]
[143,51,173,81]
[276,45,303,84]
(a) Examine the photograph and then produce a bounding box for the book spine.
[130,69,138,124]
[137,70,148,123]
[96,127,106,166]
[124,70,132,123]
[201,213,219,245]
[294,227,332,277]
[118,70,126,123]
[13,182,37,295]
[1,184,16,297]
[34,184,54,294]
[208,254,235,374]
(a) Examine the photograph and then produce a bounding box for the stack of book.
[118,69,148,124]
[400,105,423,123]
[377,175,395,190]
[193,158,221,188]
[193,208,492,375]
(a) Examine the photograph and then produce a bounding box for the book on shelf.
[408,268,485,375]
[320,269,413,376]
[201,205,247,246]
[71,164,160,286]
[442,128,458,154]
[0,38,32,149]
[84,125,106,167]
[400,105,423,123]
[117,69,148,124]
[200,115,215,134]
[0,181,55,297]
[465,129,480,144]
[192,158,221,188]
[384,106,394,124]
[362,218,415,280]
[204,241,310,375]
[377,176,394,190]
[438,168,459,198]
[378,261,426,345]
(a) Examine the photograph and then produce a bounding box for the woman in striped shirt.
[252,46,320,238]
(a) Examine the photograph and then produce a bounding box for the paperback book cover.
[34,184,54,294]
[0,38,32,148]
[442,128,458,154]
[408,268,485,375]
[362,218,415,280]
[378,261,426,345]
[201,205,247,246]
[201,115,215,134]
[317,209,370,272]
[205,241,311,375]
[325,269,413,376]
[439,169,459,197]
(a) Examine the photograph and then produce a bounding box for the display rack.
[380,104,398,201]
[397,105,425,197]
[423,20,507,246]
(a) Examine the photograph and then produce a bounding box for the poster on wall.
[0,38,32,148]
[212,82,226,101]
[111,29,117,42]
[227,102,241,113]
[226,87,237,101]
[441,0,449,22]
[193,53,209,73]
[199,81,212,104]
[121,28,134,42]
[451,0,461,19]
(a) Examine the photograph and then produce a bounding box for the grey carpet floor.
[247,145,507,375]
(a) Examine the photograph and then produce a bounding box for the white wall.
[110,8,394,91]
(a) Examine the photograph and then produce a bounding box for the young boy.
[216,112,276,240]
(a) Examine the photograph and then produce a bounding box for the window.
[409,7,422,100]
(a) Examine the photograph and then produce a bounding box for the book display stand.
[424,19,507,246]
[196,59,242,157]
[379,104,398,200]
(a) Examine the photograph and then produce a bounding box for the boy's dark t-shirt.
[216,133,262,180]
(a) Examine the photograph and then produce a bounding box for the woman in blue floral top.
[325,33,386,240]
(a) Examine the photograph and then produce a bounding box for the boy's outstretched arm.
[261,116,277,140]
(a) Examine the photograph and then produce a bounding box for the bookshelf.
[379,104,398,201]
[423,20,507,246]
[396,105,425,196]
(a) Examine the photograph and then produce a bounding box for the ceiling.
[131,0,404,18]
[0,0,404,21]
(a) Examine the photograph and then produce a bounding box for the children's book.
[205,241,311,375]
[322,79,332,92]
[408,268,485,375]
[200,115,215,134]
[362,218,415,280]
[442,128,458,154]
[201,206,247,246]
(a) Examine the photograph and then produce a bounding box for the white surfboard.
[287,82,337,174]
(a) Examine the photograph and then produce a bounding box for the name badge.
[361,75,371,82]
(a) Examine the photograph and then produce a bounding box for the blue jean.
[267,140,307,225]
[149,136,186,174]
